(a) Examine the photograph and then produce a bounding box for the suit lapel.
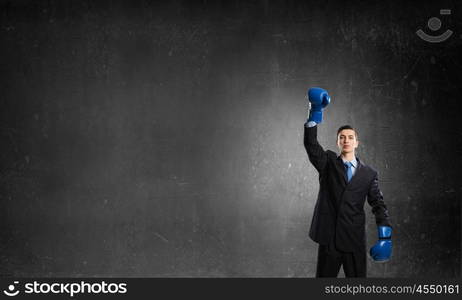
[336,156,365,187]
[335,157,348,186]
[348,157,365,187]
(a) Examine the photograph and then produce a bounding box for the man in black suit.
[303,87,392,277]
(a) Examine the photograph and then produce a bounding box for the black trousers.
[315,238,367,278]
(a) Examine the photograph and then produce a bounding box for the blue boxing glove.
[307,87,331,124]
[370,226,392,262]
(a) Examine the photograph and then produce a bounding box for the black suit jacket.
[304,125,391,252]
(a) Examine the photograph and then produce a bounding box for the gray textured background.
[1,0,461,277]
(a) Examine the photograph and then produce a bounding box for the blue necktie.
[344,161,353,182]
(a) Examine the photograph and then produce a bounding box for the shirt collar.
[341,157,358,168]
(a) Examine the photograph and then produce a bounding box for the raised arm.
[304,124,328,173]
[303,87,331,173]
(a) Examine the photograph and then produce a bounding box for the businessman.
[303,87,392,277]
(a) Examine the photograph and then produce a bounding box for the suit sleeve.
[367,173,392,227]
[303,124,328,173]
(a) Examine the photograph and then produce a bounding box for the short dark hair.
[337,125,358,140]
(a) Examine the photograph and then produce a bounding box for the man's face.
[337,129,359,154]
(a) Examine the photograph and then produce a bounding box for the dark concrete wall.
[1,0,460,277]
